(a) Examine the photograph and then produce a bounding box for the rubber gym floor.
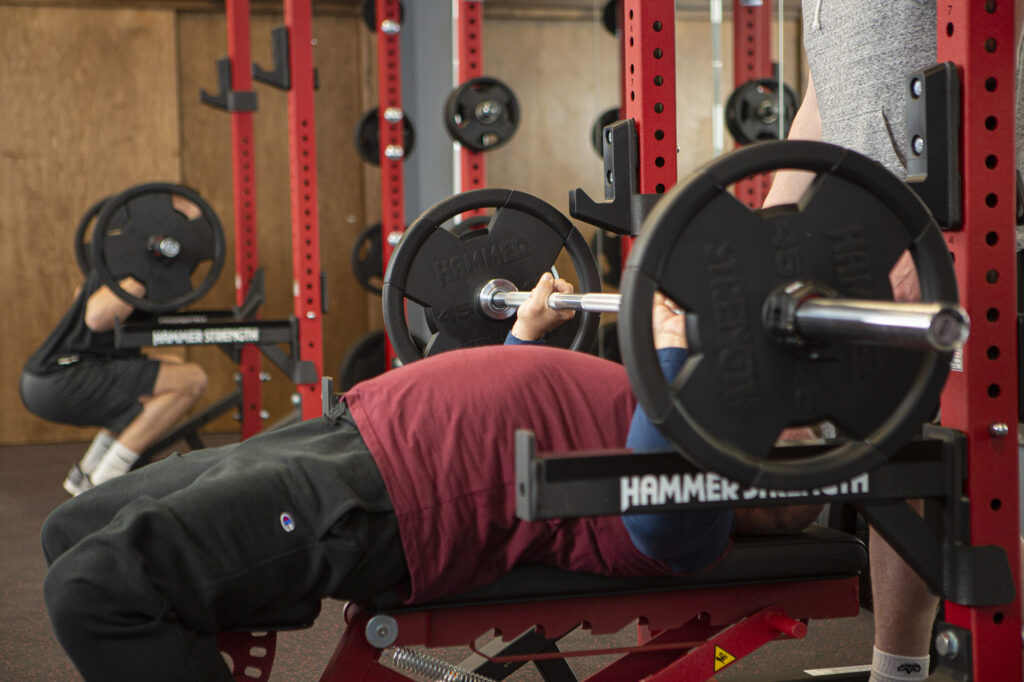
[1,437,876,681]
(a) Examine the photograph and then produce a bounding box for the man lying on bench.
[40,273,822,682]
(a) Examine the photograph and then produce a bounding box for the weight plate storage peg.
[382,188,601,364]
[725,78,799,145]
[354,107,415,166]
[443,77,520,152]
[74,195,112,275]
[90,183,226,313]
[619,140,960,490]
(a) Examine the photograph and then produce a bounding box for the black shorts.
[20,356,161,432]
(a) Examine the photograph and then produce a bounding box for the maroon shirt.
[345,344,677,603]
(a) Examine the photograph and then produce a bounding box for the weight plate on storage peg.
[361,0,405,32]
[352,218,486,296]
[352,223,386,295]
[443,77,520,152]
[619,140,958,490]
[383,188,601,364]
[354,107,415,166]
[338,330,388,391]
[591,107,620,158]
[90,183,226,313]
[74,195,112,275]
[725,78,799,145]
[602,0,619,35]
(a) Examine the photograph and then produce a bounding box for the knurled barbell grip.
[480,278,968,352]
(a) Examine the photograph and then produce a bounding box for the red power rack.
[283,0,324,421]
[938,2,1022,679]
[225,0,263,439]
[456,0,486,196]
[374,0,406,373]
[732,0,774,207]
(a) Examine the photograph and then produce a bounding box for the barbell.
[478,278,968,353]
[384,140,962,490]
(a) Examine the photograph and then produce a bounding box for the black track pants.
[42,404,408,682]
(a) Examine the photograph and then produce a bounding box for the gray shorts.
[20,356,160,432]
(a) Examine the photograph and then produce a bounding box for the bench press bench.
[311,524,866,681]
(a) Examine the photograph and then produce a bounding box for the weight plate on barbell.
[74,195,112,275]
[725,78,799,145]
[90,183,226,313]
[382,188,601,364]
[354,107,416,166]
[619,140,957,490]
[443,77,520,152]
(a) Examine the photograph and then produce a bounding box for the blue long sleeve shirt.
[505,333,733,573]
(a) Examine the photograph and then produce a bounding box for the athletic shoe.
[62,464,93,497]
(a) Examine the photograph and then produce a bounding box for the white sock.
[869,647,929,682]
[78,431,116,475]
[90,442,141,485]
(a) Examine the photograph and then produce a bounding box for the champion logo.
[279,512,296,533]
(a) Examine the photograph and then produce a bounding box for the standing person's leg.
[43,410,408,681]
[868,499,939,682]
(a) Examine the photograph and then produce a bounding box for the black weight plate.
[338,329,388,391]
[589,229,623,287]
[361,0,405,32]
[383,188,601,364]
[443,77,520,152]
[354,107,415,166]
[620,140,957,490]
[725,78,799,145]
[352,223,386,295]
[74,195,112,275]
[602,0,619,36]
[91,183,226,313]
[591,106,620,158]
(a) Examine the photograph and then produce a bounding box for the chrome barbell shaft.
[496,290,623,313]
[479,278,968,352]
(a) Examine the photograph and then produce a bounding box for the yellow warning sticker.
[714,645,736,672]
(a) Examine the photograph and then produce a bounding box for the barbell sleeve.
[793,298,970,352]
[479,278,969,352]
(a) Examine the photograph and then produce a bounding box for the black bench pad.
[364,524,865,612]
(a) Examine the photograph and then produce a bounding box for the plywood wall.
[0,5,181,445]
[0,3,805,445]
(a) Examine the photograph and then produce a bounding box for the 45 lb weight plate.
[620,141,958,490]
